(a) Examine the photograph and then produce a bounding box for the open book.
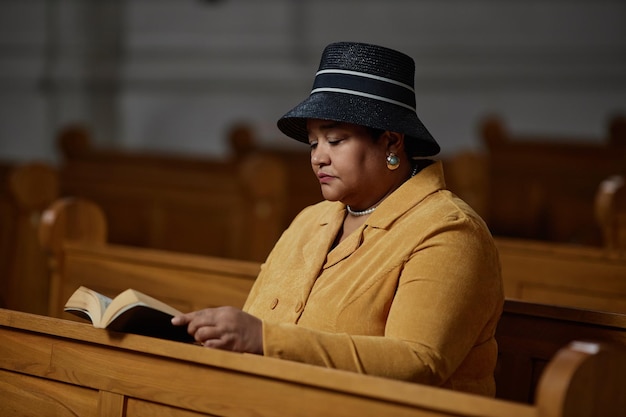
[64,286,194,342]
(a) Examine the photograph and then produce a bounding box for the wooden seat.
[594,174,626,257]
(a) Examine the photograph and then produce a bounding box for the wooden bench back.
[0,161,14,308]
[38,196,626,409]
[0,161,59,314]
[479,114,626,245]
[249,148,323,226]
[442,150,490,220]
[57,131,288,262]
[496,237,626,314]
[3,306,625,416]
[595,174,626,256]
[225,122,324,225]
[39,198,259,317]
[496,299,626,403]
[55,118,626,258]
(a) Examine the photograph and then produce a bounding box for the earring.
[386,152,400,170]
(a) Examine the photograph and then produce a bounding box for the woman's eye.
[328,138,343,145]
[309,142,318,149]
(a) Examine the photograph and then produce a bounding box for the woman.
[173,41,503,396]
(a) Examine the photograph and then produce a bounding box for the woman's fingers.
[171,307,263,354]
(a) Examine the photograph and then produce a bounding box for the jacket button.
[295,301,304,313]
[270,298,279,309]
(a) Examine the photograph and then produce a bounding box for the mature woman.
[173,41,503,396]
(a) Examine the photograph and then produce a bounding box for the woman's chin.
[320,191,341,202]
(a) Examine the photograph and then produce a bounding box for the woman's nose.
[311,147,328,166]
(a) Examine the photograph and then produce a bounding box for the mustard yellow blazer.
[243,161,503,396]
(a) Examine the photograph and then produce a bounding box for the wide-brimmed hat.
[277,41,440,157]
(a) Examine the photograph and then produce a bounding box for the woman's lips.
[317,172,334,184]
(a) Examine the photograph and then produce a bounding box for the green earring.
[386,152,400,170]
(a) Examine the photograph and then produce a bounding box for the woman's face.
[307,119,392,209]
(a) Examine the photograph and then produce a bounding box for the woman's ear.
[384,131,405,153]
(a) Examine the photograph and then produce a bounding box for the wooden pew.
[245,147,322,227]
[495,237,626,314]
[495,299,626,403]
[444,153,626,317]
[42,197,626,318]
[0,161,59,314]
[225,122,324,227]
[37,197,626,409]
[0,160,13,308]
[2,308,625,417]
[442,150,489,220]
[54,116,626,264]
[56,124,288,262]
[39,198,260,319]
[595,174,626,257]
[479,114,626,245]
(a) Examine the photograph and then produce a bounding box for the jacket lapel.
[324,224,364,269]
[301,161,446,273]
[300,202,345,274]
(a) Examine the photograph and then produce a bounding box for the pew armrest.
[535,341,626,417]
[39,197,107,256]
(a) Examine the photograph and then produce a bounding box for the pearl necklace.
[346,164,419,217]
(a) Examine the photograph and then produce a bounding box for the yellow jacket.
[244,161,503,396]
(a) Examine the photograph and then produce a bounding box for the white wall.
[1,0,625,163]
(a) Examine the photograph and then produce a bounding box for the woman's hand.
[171,306,263,354]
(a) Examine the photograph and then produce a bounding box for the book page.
[95,291,113,311]
[64,286,112,325]
[101,289,183,328]
[100,289,193,342]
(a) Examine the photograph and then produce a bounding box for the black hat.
[277,42,440,157]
